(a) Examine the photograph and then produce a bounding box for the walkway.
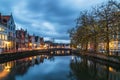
[0,48,72,63]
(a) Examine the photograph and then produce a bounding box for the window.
[2,34,4,40]
[0,27,1,31]
[0,27,4,32]
[9,25,11,29]
[5,35,7,40]
[11,21,13,24]
[3,19,7,23]
[113,35,117,39]
[118,34,120,39]
[0,34,1,39]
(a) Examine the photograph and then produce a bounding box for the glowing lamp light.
[29,43,32,46]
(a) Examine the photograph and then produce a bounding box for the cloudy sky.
[0,0,109,43]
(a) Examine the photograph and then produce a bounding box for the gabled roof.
[0,13,12,24]
[1,15,11,24]
[1,16,10,21]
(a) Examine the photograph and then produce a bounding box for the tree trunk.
[106,25,109,56]
[85,42,88,51]
[94,35,98,53]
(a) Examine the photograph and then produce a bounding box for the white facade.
[0,14,16,53]
[0,24,8,53]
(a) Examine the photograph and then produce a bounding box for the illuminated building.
[16,29,29,51]
[40,37,44,49]
[0,24,8,53]
[0,13,16,53]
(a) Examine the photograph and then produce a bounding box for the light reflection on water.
[0,55,120,80]
[16,56,71,80]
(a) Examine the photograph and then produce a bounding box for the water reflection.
[69,56,120,80]
[0,55,54,80]
[0,55,120,80]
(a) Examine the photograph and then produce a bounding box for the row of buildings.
[77,40,120,55]
[0,13,44,53]
[0,13,70,53]
[77,35,120,55]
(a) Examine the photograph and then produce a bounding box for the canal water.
[0,55,120,80]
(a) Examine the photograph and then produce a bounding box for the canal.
[0,55,120,80]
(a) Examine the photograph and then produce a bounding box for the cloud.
[0,0,109,43]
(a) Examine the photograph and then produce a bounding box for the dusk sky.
[0,0,110,43]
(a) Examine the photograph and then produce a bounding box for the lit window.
[2,28,4,31]
[0,27,2,31]
[2,34,4,40]
[0,34,1,39]
[5,35,7,40]
[0,27,4,32]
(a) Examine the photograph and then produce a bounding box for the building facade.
[16,29,29,51]
[0,23,8,53]
[0,13,16,53]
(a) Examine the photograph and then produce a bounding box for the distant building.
[16,29,28,51]
[30,35,36,49]
[28,35,32,49]
[34,36,40,49]
[24,30,29,50]
[40,37,44,49]
[44,41,52,49]
[44,41,70,49]
[28,34,41,49]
